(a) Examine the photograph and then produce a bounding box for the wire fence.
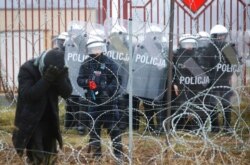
[0,0,250,164]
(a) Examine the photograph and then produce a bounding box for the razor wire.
[0,0,250,164]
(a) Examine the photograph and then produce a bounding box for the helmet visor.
[87,42,107,54]
[211,33,228,42]
[180,39,197,49]
[197,39,210,48]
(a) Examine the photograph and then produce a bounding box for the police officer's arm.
[18,65,51,102]
[204,43,219,85]
[106,61,120,95]
[77,63,89,89]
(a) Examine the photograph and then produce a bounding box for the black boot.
[110,128,123,162]
[223,108,232,133]
[211,115,220,133]
[113,144,123,164]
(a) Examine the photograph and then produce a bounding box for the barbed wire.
[0,0,250,164]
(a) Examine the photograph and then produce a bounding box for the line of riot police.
[172,25,241,133]
[61,21,242,161]
[11,17,243,164]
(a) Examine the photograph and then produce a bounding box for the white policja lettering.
[67,53,88,62]
[216,64,240,72]
[135,54,166,67]
[179,76,210,85]
[105,51,129,61]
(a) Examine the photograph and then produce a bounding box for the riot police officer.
[196,31,210,51]
[206,25,240,133]
[106,23,141,131]
[55,32,77,130]
[173,34,210,130]
[77,34,123,160]
[140,25,168,134]
[56,31,88,135]
[56,32,68,51]
[56,32,76,130]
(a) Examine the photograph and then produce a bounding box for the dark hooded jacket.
[12,58,72,156]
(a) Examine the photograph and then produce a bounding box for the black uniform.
[12,49,72,164]
[106,33,141,132]
[142,98,166,134]
[173,47,211,130]
[205,41,239,132]
[77,54,122,158]
[64,96,88,135]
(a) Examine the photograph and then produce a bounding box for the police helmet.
[210,24,228,41]
[197,31,210,38]
[58,32,68,40]
[196,31,210,48]
[56,32,68,50]
[86,36,106,55]
[179,34,198,49]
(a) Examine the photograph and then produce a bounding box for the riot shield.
[104,18,137,94]
[65,21,88,97]
[222,44,239,65]
[131,23,168,101]
[65,21,109,98]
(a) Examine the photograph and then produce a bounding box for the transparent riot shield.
[104,18,135,94]
[65,21,109,99]
[131,23,168,101]
[226,30,246,77]
[65,21,88,97]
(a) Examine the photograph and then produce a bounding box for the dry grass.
[0,130,250,165]
[0,92,250,164]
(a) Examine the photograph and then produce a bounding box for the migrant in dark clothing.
[12,49,72,165]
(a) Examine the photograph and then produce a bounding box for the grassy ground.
[0,96,250,164]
